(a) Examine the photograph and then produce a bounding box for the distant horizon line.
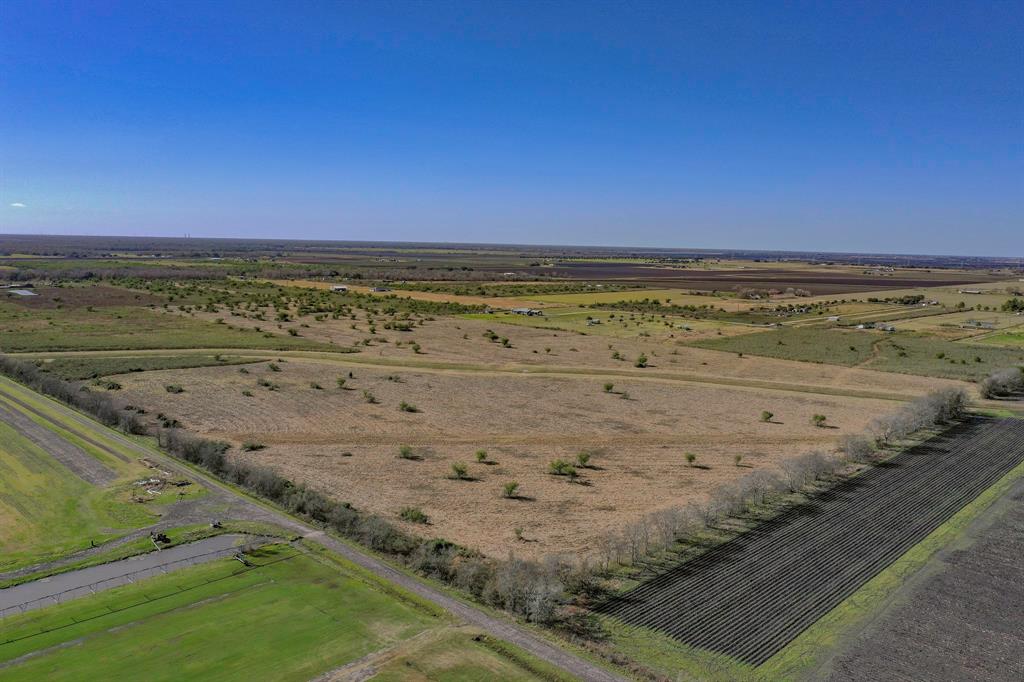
[0,231,1021,263]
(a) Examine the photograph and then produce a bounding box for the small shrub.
[634,354,648,368]
[399,506,429,524]
[269,363,281,372]
[336,377,346,389]
[734,454,743,467]
[760,410,773,423]
[685,453,697,467]
[242,390,253,397]
[503,481,520,498]
[475,450,488,463]
[548,459,577,477]
[398,445,417,460]
[363,390,378,404]
[399,401,419,413]
[450,462,469,480]
[241,441,266,452]
[164,384,184,394]
[310,382,322,390]
[576,451,591,468]
[811,414,828,428]
[603,382,614,393]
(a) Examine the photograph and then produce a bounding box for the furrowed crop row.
[605,421,1008,620]
[612,421,1024,662]
[599,419,1024,665]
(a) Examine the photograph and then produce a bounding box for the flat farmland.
[0,544,438,682]
[111,360,898,558]
[539,262,1003,294]
[828,475,1024,682]
[598,418,1024,666]
[177,306,963,398]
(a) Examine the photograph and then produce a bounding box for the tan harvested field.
[114,358,929,558]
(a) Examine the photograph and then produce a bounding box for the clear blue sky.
[1,1,1021,255]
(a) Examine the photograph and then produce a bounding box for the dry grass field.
[174,304,965,398]
[114,359,916,558]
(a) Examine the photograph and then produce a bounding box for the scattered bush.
[241,441,266,452]
[399,401,419,413]
[398,445,417,460]
[503,481,520,498]
[399,506,429,524]
[685,453,697,467]
[450,462,469,480]
[475,449,488,463]
[548,459,576,476]
[164,384,184,394]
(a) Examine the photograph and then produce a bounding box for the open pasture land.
[598,418,1024,667]
[112,359,899,558]
[828,475,1024,682]
[882,309,1024,337]
[0,298,340,353]
[176,303,964,398]
[462,306,756,340]
[972,329,1024,349]
[693,326,1024,382]
[0,544,442,682]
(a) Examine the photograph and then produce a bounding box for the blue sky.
[1,1,1020,255]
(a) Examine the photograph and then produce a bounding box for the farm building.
[330,285,348,292]
[511,308,543,316]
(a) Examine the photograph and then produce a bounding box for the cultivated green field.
[0,545,436,681]
[692,327,1024,381]
[973,329,1024,348]
[0,420,154,571]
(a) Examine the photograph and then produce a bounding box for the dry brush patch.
[112,360,898,558]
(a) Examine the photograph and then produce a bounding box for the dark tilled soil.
[597,418,1024,665]
[827,481,1024,682]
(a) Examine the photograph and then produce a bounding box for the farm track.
[597,417,1024,665]
[0,378,626,682]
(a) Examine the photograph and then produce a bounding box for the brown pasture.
[114,359,916,558]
